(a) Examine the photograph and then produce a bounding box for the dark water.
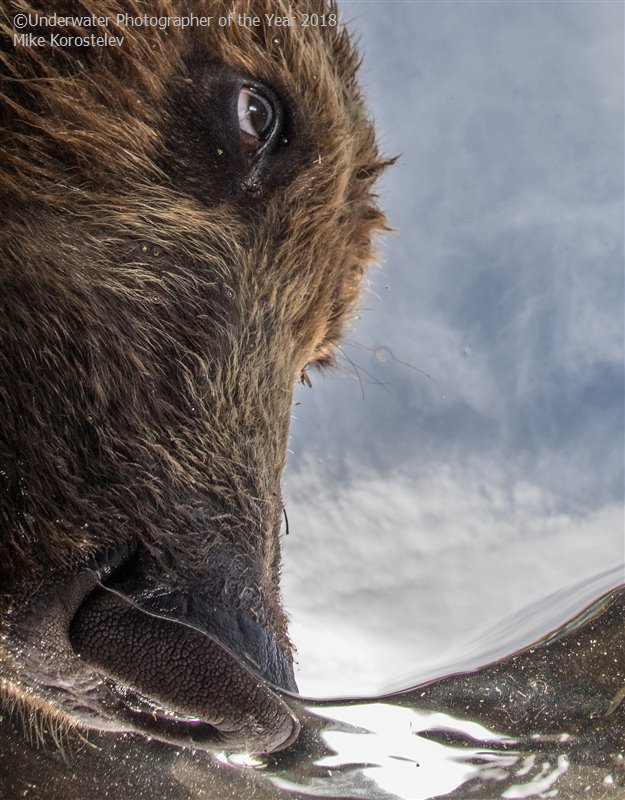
[3,572,624,799]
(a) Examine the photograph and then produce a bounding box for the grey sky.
[280,2,624,697]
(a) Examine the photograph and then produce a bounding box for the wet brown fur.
[0,0,389,732]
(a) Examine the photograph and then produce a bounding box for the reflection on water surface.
[263,578,625,799]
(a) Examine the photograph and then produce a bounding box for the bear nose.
[69,586,300,755]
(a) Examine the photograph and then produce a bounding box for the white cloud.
[282,459,623,696]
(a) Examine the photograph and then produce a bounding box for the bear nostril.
[69,588,300,754]
[87,539,138,582]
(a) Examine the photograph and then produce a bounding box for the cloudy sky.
[280,1,624,697]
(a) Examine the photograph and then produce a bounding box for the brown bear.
[0,0,388,760]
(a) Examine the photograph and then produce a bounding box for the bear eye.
[237,86,276,155]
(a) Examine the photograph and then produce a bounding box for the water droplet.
[374,346,391,364]
[152,295,159,303]
[243,176,261,193]
[141,244,149,254]
[273,37,281,45]
[151,247,161,257]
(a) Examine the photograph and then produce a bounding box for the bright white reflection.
[502,754,569,799]
[215,751,266,769]
[310,703,518,800]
